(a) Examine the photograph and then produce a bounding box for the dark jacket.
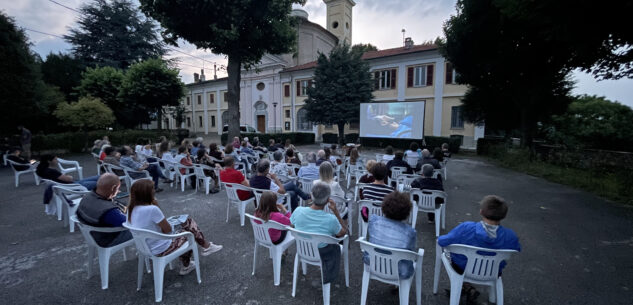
[76,192,127,247]
[386,158,413,175]
[411,177,444,204]
[415,156,441,171]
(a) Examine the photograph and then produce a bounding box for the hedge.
[321,133,360,145]
[220,132,315,146]
[360,136,461,153]
[31,129,186,153]
[476,137,507,155]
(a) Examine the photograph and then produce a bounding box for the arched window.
[254,101,267,111]
[296,108,311,131]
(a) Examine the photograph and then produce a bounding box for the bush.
[360,136,460,153]
[322,133,338,144]
[32,129,184,153]
[477,137,507,155]
[220,132,315,146]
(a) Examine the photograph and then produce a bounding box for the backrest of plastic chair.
[358,237,419,281]
[104,164,125,177]
[432,169,442,179]
[288,164,301,176]
[358,200,384,219]
[122,222,174,257]
[289,228,340,263]
[72,215,100,248]
[193,165,206,178]
[6,159,26,173]
[396,174,419,190]
[390,166,407,180]
[299,178,313,194]
[444,244,517,281]
[325,195,348,215]
[246,213,289,246]
[406,156,419,167]
[375,154,384,161]
[223,182,250,202]
[409,189,446,212]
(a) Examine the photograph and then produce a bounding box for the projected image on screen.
[359,102,425,139]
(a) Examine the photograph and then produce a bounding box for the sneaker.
[155,188,164,193]
[179,260,196,275]
[201,243,223,256]
[209,188,220,194]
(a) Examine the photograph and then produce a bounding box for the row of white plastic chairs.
[5,157,83,187]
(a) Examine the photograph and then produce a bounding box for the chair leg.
[496,279,504,305]
[15,173,19,188]
[398,279,411,305]
[181,177,186,192]
[252,243,258,276]
[56,197,63,221]
[441,204,446,230]
[272,247,282,286]
[152,261,165,302]
[489,283,497,304]
[122,247,127,261]
[435,210,441,237]
[292,254,299,297]
[226,200,230,223]
[360,269,370,305]
[322,283,331,305]
[98,249,111,290]
[137,256,145,291]
[87,246,95,279]
[301,262,307,275]
[239,202,246,227]
[449,277,464,305]
[433,246,441,294]
[343,247,349,287]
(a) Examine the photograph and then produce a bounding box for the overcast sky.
[3,0,632,107]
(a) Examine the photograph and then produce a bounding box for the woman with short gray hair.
[270,150,292,176]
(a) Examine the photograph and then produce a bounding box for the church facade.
[165,0,483,147]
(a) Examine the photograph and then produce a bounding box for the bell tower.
[324,0,355,45]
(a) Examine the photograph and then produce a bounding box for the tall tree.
[41,52,85,101]
[304,44,374,146]
[119,58,185,127]
[140,0,304,141]
[351,43,378,56]
[76,66,136,127]
[441,0,573,146]
[65,0,166,69]
[54,97,115,131]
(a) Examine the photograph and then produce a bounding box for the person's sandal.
[465,285,480,304]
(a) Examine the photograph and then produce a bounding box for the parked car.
[222,124,259,133]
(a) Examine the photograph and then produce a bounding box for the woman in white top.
[313,162,344,198]
[127,180,223,275]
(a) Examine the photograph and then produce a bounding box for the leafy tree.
[351,43,377,56]
[54,97,115,130]
[119,58,185,127]
[140,0,304,141]
[0,12,43,133]
[41,52,85,101]
[546,95,633,151]
[441,0,573,147]
[65,0,166,69]
[169,104,186,129]
[304,44,374,146]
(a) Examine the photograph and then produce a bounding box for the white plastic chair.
[251,187,291,212]
[158,160,177,186]
[103,163,128,192]
[432,169,444,180]
[193,164,217,195]
[388,166,408,187]
[174,164,195,192]
[358,200,416,238]
[289,229,350,305]
[222,182,255,226]
[245,213,295,286]
[41,179,84,221]
[122,167,152,188]
[287,163,301,177]
[72,215,134,289]
[409,189,446,236]
[52,185,90,232]
[92,153,104,175]
[406,155,419,168]
[433,244,518,305]
[346,162,365,189]
[324,195,352,236]
[57,158,84,180]
[353,182,369,202]
[6,159,40,187]
[357,237,424,305]
[298,177,314,207]
[396,174,420,192]
[123,222,202,303]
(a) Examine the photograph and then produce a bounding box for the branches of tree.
[304,44,374,146]
[139,0,305,141]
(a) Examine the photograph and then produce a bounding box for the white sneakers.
[178,243,223,276]
[179,260,196,275]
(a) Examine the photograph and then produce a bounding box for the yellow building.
[166,0,483,147]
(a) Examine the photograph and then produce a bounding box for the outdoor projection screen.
[359,102,425,139]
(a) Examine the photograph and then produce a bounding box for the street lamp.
[272,102,278,133]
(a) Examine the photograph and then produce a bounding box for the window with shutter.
[209,94,214,103]
[284,84,290,97]
[390,69,397,89]
[197,95,201,105]
[426,65,434,86]
[296,81,301,96]
[445,63,453,84]
[300,80,309,95]
[407,67,414,87]
[186,97,190,105]
[224,92,228,102]
[451,106,464,128]
[412,66,425,87]
[211,116,215,127]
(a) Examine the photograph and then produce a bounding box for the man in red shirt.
[219,156,251,200]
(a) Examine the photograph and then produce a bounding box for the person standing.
[18,125,31,160]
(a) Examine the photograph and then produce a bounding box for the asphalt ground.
[1,145,632,305]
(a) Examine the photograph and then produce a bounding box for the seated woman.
[285,149,301,166]
[313,162,344,198]
[361,163,394,222]
[284,139,296,152]
[349,147,360,166]
[358,160,377,200]
[270,151,292,177]
[127,179,223,275]
[196,149,221,193]
[363,191,416,279]
[225,144,249,174]
[254,191,291,244]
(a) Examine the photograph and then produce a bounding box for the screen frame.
[359,101,426,139]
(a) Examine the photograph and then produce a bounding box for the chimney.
[404,37,414,49]
[200,69,206,81]
[194,73,199,82]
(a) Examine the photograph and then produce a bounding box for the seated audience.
[225,144,249,173]
[208,143,224,164]
[364,191,416,279]
[195,149,221,193]
[285,149,301,166]
[267,139,278,152]
[175,146,196,189]
[6,148,30,171]
[324,147,338,165]
[361,163,394,222]
[411,164,444,223]
[231,136,241,149]
[297,152,320,180]
[250,160,309,211]
[284,139,296,151]
[290,183,347,285]
[313,162,344,198]
[270,151,292,177]
[76,173,132,247]
[441,143,451,158]
[158,142,175,162]
[243,137,253,148]
[438,195,521,300]
[37,154,99,189]
[120,146,172,192]
[404,142,421,160]
[103,146,121,166]
[219,156,252,200]
[382,146,395,162]
[349,147,360,165]
[386,151,413,177]
[251,137,267,153]
[190,139,202,157]
[254,191,291,244]
[316,149,328,166]
[99,145,110,160]
[127,180,222,275]
[358,160,377,200]
[433,147,444,163]
[415,149,441,171]
[330,144,340,157]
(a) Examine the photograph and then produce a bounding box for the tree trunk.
[519,107,533,148]
[157,110,163,130]
[227,55,242,145]
[337,122,345,147]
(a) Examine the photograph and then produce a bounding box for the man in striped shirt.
[361,163,394,222]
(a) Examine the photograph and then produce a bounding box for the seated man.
[438,195,521,300]
[382,146,395,162]
[297,152,320,180]
[411,164,444,223]
[316,149,328,166]
[386,151,413,178]
[270,151,292,177]
[267,139,278,152]
[441,143,451,159]
[290,182,347,285]
[364,191,417,279]
[6,148,31,171]
[76,173,132,247]
[415,149,441,171]
[250,160,309,211]
[119,146,172,192]
[219,156,251,200]
[102,146,120,166]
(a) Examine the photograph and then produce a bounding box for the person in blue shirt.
[438,195,521,301]
[297,152,320,180]
[120,146,172,191]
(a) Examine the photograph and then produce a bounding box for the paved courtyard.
[1,146,632,305]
